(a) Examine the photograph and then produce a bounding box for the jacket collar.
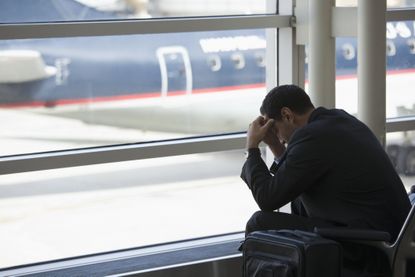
[308,107,328,123]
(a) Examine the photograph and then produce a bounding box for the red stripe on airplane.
[0,83,266,108]
[1,68,414,108]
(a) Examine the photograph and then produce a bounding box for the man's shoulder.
[293,108,355,141]
[307,108,360,130]
[311,107,354,120]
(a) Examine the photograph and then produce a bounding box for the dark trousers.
[245,198,331,236]
[245,198,391,277]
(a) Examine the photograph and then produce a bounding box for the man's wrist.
[246,140,260,149]
[269,143,285,158]
[244,148,261,158]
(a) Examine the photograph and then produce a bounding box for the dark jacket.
[241,107,411,241]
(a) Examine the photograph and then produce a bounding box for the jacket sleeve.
[241,132,329,212]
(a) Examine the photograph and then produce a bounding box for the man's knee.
[245,210,277,236]
[245,211,265,236]
[245,210,313,237]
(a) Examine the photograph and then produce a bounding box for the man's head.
[260,85,315,142]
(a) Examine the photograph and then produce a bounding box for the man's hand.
[263,120,286,158]
[246,116,275,149]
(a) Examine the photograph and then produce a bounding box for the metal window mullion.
[265,0,294,166]
[0,134,246,175]
[358,0,387,144]
[0,15,291,39]
[308,0,335,109]
[386,8,415,21]
[386,117,415,133]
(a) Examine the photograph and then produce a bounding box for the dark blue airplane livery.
[0,0,414,108]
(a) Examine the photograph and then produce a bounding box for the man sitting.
[241,85,411,276]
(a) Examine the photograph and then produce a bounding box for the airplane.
[0,0,414,175]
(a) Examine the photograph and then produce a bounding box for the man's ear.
[280,107,293,122]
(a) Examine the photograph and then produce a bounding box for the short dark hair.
[260,85,314,120]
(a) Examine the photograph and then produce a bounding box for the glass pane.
[150,0,276,17]
[0,29,271,156]
[330,20,415,117]
[335,37,358,116]
[0,0,276,23]
[304,38,359,116]
[0,149,259,268]
[386,21,415,118]
[386,131,415,181]
[337,0,415,8]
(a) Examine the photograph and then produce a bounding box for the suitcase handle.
[265,229,319,240]
[314,227,391,242]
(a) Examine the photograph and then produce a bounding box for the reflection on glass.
[0,149,257,268]
[0,0,276,23]
[386,131,415,185]
[0,29,269,156]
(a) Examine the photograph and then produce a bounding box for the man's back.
[295,107,411,240]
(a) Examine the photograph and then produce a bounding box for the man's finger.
[253,116,264,125]
[263,119,275,130]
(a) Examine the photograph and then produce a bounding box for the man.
[241,84,411,275]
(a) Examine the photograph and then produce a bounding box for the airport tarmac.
[0,172,259,268]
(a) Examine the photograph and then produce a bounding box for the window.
[333,17,415,180]
[151,0,276,17]
[0,0,290,269]
[0,0,277,23]
[254,51,266,67]
[0,29,268,155]
[207,54,222,71]
[0,149,259,268]
[231,52,246,69]
[386,21,415,118]
[333,21,415,118]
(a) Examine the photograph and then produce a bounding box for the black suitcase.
[242,229,342,277]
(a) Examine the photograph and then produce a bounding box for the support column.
[358,0,386,144]
[308,0,335,108]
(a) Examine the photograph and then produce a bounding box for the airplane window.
[341,43,355,60]
[207,55,222,72]
[407,39,415,54]
[254,52,266,67]
[231,53,246,70]
[387,40,397,56]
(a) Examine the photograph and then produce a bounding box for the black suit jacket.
[241,107,411,240]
